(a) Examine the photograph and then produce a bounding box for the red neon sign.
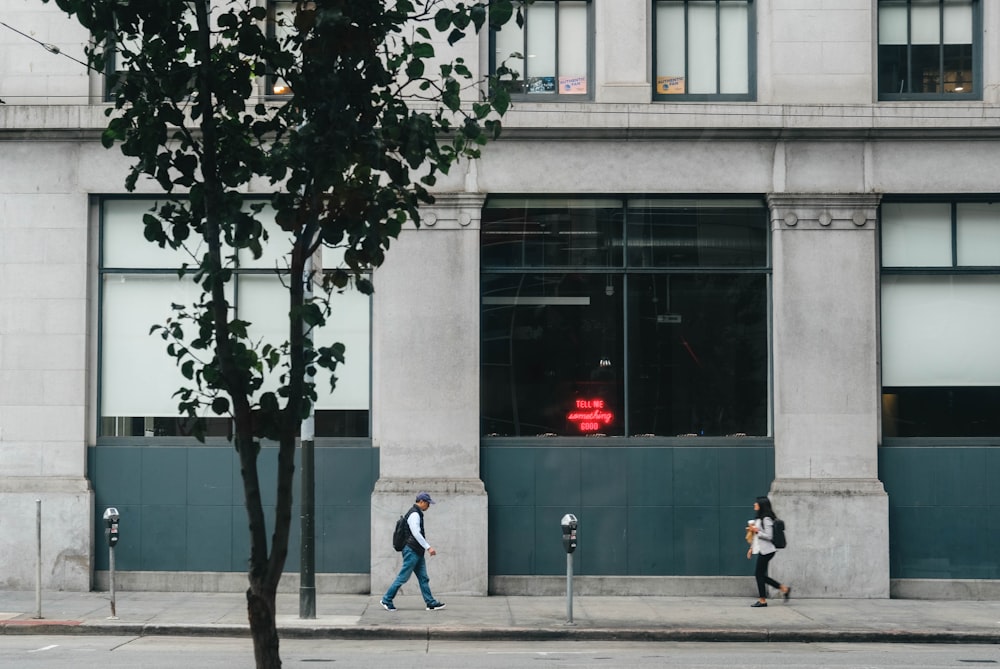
[566,398,614,433]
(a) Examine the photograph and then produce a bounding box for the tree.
[42,1,520,666]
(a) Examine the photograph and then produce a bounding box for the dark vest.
[405,504,426,554]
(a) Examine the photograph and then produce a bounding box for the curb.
[3,622,1000,644]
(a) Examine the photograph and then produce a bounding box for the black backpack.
[392,512,411,552]
[772,518,787,549]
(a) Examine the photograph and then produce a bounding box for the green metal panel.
[483,443,774,576]
[880,445,1000,579]
[89,444,377,573]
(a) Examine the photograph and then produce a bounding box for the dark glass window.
[878,0,979,100]
[482,197,769,438]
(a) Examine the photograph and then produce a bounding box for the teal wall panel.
[141,505,187,570]
[626,506,674,574]
[880,445,1000,579]
[483,444,774,576]
[186,505,232,571]
[90,444,377,573]
[488,504,535,574]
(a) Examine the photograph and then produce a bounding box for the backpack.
[772,518,787,549]
[392,512,411,552]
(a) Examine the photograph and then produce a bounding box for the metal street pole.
[299,253,316,619]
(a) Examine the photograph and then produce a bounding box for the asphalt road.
[3,637,1000,668]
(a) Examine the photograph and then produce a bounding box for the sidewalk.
[2,590,1000,643]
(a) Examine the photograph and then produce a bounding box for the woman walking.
[746,495,790,607]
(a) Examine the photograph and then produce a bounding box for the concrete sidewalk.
[2,590,1000,643]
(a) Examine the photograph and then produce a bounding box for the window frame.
[879,195,1000,438]
[480,195,772,442]
[652,0,757,102]
[877,0,982,102]
[96,195,373,442]
[489,0,595,102]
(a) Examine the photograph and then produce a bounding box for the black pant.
[754,552,781,598]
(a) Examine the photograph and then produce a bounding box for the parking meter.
[103,507,120,547]
[561,514,578,554]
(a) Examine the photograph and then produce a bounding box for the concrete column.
[595,0,650,103]
[767,193,889,598]
[370,193,488,597]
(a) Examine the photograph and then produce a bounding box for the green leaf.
[434,8,453,32]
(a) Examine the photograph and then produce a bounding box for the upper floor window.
[491,0,592,99]
[653,0,755,101]
[878,0,980,100]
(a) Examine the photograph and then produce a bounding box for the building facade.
[2,0,1000,599]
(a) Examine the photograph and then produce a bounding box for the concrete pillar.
[595,0,650,102]
[370,193,488,597]
[767,193,889,598]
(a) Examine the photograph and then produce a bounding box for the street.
[1,637,1000,668]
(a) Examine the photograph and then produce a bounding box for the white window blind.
[882,275,1000,386]
[881,202,952,267]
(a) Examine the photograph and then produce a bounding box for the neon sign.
[566,398,614,433]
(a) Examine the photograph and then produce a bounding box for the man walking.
[381,492,446,611]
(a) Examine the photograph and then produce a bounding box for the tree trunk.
[247,584,281,668]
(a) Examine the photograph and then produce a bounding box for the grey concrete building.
[2,0,999,600]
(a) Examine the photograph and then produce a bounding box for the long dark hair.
[755,496,776,520]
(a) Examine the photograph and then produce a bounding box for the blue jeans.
[383,545,435,605]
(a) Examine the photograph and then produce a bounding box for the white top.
[407,510,430,550]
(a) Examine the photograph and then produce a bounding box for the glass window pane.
[238,275,370,411]
[878,44,909,94]
[482,198,624,268]
[526,1,557,93]
[101,274,217,417]
[627,273,768,437]
[656,2,687,94]
[956,202,1000,266]
[687,1,718,94]
[942,43,972,93]
[104,199,209,269]
[879,2,909,45]
[883,386,1000,437]
[719,1,749,94]
[481,273,624,437]
[880,202,952,267]
[237,202,295,270]
[911,1,941,45]
[557,1,588,94]
[881,275,1000,386]
[495,11,525,82]
[627,199,768,268]
[943,0,973,44]
[913,43,942,92]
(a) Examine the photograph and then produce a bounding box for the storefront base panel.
[92,570,370,594]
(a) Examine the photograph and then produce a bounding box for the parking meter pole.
[103,508,120,620]
[34,499,41,619]
[109,544,117,619]
[560,513,578,626]
[566,553,574,624]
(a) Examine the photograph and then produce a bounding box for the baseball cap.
[416,492,435,504]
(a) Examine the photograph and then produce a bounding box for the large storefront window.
[99,198,371,438]
[481,197,769,438]
[881,200,1000,437]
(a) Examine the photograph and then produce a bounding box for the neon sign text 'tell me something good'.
[566,398,614,433]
